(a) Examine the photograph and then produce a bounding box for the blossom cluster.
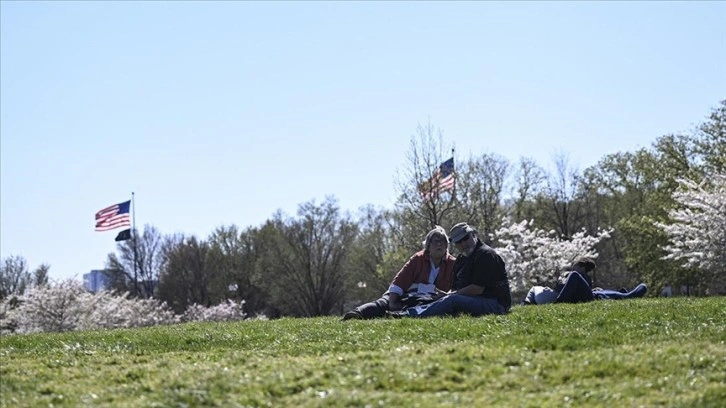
[493,219,612,293]
[182,299,248,323]
[0,279,248,335]
[658,173,726,274]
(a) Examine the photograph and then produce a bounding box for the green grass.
[1,298,725,407]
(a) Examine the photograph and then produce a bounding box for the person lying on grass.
[342,226,456,320]
[521,257,648,305]
[391,222,512,318]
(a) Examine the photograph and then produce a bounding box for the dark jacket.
[453,239,512,310]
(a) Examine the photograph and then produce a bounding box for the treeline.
[3,101,724,317]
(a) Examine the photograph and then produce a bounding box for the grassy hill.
[1,297,724,407]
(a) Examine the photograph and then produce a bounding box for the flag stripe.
[95,215,131,231]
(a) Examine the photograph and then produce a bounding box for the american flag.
[419,157,455,200]
[95,200,131,232]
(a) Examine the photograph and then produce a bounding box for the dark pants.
[406,294,506,317]
[555,272,594,304]
[352,294,391,319]
[348,293,437,319]
[594,284,648,300]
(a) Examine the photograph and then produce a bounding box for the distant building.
[82,270,161,297]
[83,269,110,293]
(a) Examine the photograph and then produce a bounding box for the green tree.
[691,100,726,174]
[452,152,511,241]
[586,128,703,292]
[31,264,50,288]
[207,225,269,315]
[260,197,358,316]
[0,255,30,300]
[511,157,547,222]
[394,121,458,239]
[105,225,165,298]
[343,205,401,308]
[157,234,214,313]
[535,153,587,239]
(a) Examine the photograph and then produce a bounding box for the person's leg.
[522,286,557,305]
[522,287,538,305]
[343,295,389,320]
[630,283,648,297]
[407,294,505,317]
[402,295,452,317]
[594,284,648,300]
[555,272,594,303]
[455,296,506,316]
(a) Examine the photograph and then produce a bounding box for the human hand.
[388,298,403,311]
[433,288,449,299]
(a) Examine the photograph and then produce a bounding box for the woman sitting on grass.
[522,257,648,305]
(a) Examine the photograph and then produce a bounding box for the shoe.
[341,311,363,321]
[630,284,648,298]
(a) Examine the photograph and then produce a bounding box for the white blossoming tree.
[493,219,612,294]
[0,279,250,334]
[182,299,248,322]
[657,173,726,290]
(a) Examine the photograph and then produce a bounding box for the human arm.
[433,287,448,299]
[434,254,457,294]
[384,253,424,310]
[468,249,507,289]
[446,284,484,297]
[388,255,419,296]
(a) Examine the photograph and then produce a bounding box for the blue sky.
[1,2,724,282]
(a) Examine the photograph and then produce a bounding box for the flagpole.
[132,191,136,232]
[451,148,456,200]
[132,192,139,296]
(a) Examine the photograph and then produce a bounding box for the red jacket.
[388,250,456,296]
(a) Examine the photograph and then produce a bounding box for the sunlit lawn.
[1,297,725,407]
